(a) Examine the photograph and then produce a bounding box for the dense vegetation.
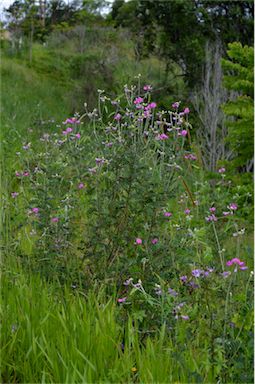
[1,1,254,383]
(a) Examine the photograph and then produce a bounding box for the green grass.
[0,261,191,383]
[1,56,70,156]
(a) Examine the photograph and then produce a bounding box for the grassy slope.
[1,56,70,158]
[0,56,72,250]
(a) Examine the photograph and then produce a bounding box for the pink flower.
[63,117,80,125]
[66,127,73,133]
[32,208,39,214]
[226,258,246,268]
[156,133,168,140]
[164,212,172,217]
[51,217,59,223]
[23,171,30,177]
[183,107,190,114]
[135,238,142,245]
[148,102,157,109]
[229,203,238,211]
[172,101,180,109]
[117,297,127,303]
[143,85,152,91]
[114,113,122,121]
[78,183,84,189]
[134,97,144,105]
[180,130,187,137]
[15,171,21,177]
[151,238,158,244]
[218,167,226,174]
[75,133,81,139]
[223,211,230,216]
[184,209,191,215]
[184,154,197,160]
[62,130,68,135]
[209,207,216,213]
[11,192,19,198]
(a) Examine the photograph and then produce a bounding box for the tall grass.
[2,256,253,383]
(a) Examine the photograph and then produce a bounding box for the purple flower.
[66,127,73,133]
[164,212,172,217]
[192,269,202,278]
[221,271,231,278]
[218,167,226,174]
[209,207,216,213]
[228,203,238,211]
[239,266,248,271]
[172,101,180,109]
[117,297,127,303]
[175,302,186,310]
[223,211,230,216]
[156,133,169,140]
[184,209,191,215]
[151,238,158,245]
[75,133,81,139]
[23,171,30,177]
[11,192,19,198]
[23,143,31,150]
[15,171,21,177]
[95,158,105,165]
[114,113,122,121]
[32,208,39,214]
[143,110,151,118]
[180,275,188,282]
[133,281,142,289]
[183,107,190,114]
[168,288,178,297]
[189,281,199,289]
[78,183,85,189]
[51,217,59,223]
[205,214,218,222]
[123,278,133,286]
[181,315,189,320]
[135,238,142,245]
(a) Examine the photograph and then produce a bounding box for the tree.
[221,42,254,172]
[110,0,254,87]
[192,40,229,171]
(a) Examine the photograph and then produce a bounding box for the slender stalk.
[212,221,224,272]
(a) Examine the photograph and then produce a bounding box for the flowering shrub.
[8,83,251,283]
[5,81,253,383]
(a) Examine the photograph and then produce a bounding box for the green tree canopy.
[221,42,254,171]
